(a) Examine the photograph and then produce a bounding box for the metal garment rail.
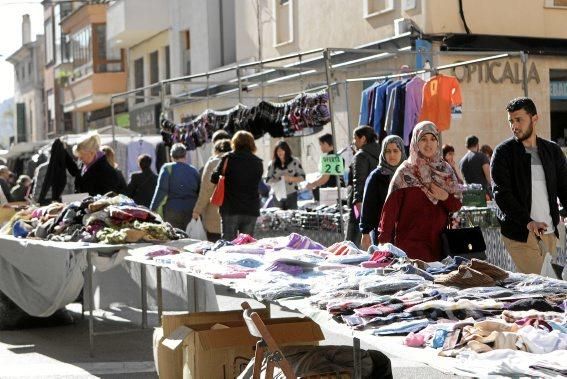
[109,47,529,235]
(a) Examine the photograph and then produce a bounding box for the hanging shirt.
[403,76,425,145]
[419,74,462,132]
[127,140,157,179]
[371,80,392,134]
[359,83,380,126]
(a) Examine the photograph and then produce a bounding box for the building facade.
[6,15,45,143]
[43,0,76,137]
[59,2,127,131]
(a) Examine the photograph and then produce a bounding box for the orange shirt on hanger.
[418,74,462,132]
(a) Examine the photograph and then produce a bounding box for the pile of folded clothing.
[1,194,186,244]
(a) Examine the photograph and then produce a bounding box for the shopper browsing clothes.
[346,126,381,247]
[492,97,567,274]
[442,144,463,183]
[192,139,232,242]
[359,135,406,250]
[305,133,343,199]
[150,143,200,230]
[73,132,127,196]
[211,131,263,240]
[266,140,306,210]
[459,135,492,198]
[378,121,462,262]
[101,145,127,192]
[125,154,158,208]
[10,175,32,202]
[0,166,14,203]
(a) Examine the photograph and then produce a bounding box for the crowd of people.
[1,96,565,275]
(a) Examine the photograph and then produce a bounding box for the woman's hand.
[427,183,449,201]
[192,211,200,220]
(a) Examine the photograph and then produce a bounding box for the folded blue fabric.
[372,318,430,335]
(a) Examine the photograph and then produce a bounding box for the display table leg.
[140,264,147,328]
[156,266,162,324]
[85,250,94,357]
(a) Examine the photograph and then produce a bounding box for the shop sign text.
[452,60,540,85]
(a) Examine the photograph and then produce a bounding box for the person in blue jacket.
[151,143,200,230]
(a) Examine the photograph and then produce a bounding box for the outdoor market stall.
[125,232,567,378]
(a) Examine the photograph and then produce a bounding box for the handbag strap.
[221,156,229,176]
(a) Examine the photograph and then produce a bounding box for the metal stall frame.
[110,47,530,238]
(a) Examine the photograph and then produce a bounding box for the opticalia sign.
[452,60,540,85]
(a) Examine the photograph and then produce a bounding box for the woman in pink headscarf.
[378,121,462,262]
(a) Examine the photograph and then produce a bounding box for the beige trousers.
[502,233,557,274]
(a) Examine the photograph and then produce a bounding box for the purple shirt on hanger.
[403,76,425,146]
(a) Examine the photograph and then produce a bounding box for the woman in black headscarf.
[359,135,407,250]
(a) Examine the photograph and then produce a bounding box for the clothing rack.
[110,46,530,238]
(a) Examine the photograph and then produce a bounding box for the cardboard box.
[154,309,269,379]
[179,317,324,379]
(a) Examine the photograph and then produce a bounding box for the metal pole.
[206,73,210,110]
[86,250,94,357]
[323,49,345,235]
[344,81,353,139]
[521,51,529,97]
[236,66,243,104]
[110,99,116,149]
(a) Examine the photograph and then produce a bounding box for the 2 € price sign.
[319,154,344,176]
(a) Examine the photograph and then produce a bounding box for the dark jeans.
[206,231,221,243]
[346,207,361,248]
[164,207,192,230]
[273,192,298,210]
[221,214,257,241]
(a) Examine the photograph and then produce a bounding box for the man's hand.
[527,220,548,236]
[427,183,449,201]
[360,234,371,250]
[306,183,315,190]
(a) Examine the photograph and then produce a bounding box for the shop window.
[134,57,144,104]
[545,0,567,7]
[363,0,394,18]
[150,51,159,97]
[273,0,294,47]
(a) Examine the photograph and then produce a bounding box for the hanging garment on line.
[403,76,425,145]
[419,74,462,132]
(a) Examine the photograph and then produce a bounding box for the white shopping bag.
[272,178,287,201]
[540,252,560,279]
[186,218,207,241]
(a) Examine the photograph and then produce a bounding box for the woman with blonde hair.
[211,131,263,240]
[73,132,126,196]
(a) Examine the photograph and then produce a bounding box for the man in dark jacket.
[491,97,567,274]
[125,154,158,207]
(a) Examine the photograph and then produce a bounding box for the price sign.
[318,154,344,175]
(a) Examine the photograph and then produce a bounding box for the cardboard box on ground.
[154,309,324,379]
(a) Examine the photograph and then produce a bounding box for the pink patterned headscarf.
[388,121,462,204]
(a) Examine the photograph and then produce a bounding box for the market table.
[123,254,473,377]
[0,236,197,356]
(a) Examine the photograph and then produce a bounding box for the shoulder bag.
[441,213,487,260]
[210,157,228,207]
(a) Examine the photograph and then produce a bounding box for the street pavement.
[0,286,467,378]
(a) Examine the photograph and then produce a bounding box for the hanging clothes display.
[159,92,330,149]
[126,139,158,178]
[403,76,425,146]
[418,74,462,132]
